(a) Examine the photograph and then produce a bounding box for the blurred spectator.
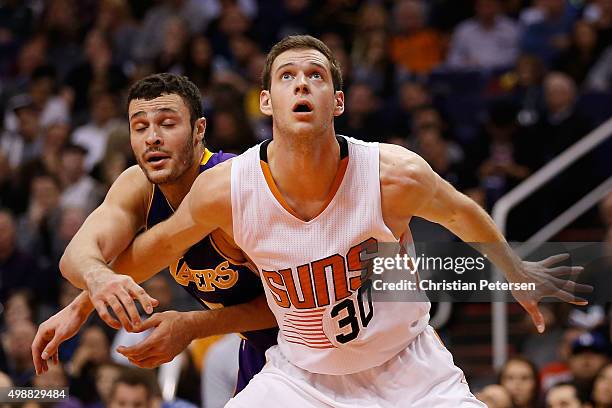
[447,0,519,70]
[584,0,612,53]
[0,370,12,408]
[567,331,610,401]
[201,335,240,408]
[41,0,84,79]
[541,326,586,392]
[208,108,257,154]
[0,209,44,304]
[520,0,578,65]
[389,0,444,75]
[154,15,189,74]
[414,126,471,190]
[182,35,213,96]
[4,35,47,95]
[545,383,586,408]
[0,319,36,385]
[584,45,612,91]
[499,356,540,408]
[17,173,60,266]
[591,363,612,408]
[71,91,124,172]
[58,144,104,213]
[0,0,34,50]
[475,384,513,408]
[3,65,69,134]
[89,362,122,408]
[553,20,600,85]
[63,29,127,122]
[21,121,71,183]
[387,80,432,141]
[69,325,112,404]
[33,362,83,408]
[508,54,546,128]
[205,3,255,62]
[50,206,88,265]
[335,82,384,143]
[534,72,590,163]
[0,96,43,170]
[470,100,533,207]
[108,368,157,408]
[2,289,36,329]
[94,0,139,66]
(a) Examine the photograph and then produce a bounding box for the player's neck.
[268,131,341,202]
[158,156,203,210]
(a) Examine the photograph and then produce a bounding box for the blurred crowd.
[0,0,612,407]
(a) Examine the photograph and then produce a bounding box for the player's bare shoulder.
[379,144,438,231]
[189,158,233,234]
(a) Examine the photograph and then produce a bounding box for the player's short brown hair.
[127,73,203,129]
[261,35,343,91]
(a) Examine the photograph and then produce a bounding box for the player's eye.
[161,121,175,127]
[281,72,293,80]
[311,72,322,79]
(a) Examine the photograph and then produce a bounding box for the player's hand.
[87,269,159,331]
[31,303,90,375]
[511,254,592,333]
[116,311,195,368]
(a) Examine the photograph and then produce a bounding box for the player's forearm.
[183,294,277,340]
[112,222,184,282]
[60,239,115,290]
[444,198,524,279]
[69,291,95,318]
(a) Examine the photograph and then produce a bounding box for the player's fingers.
[41,333,64,362]
[555,280,593,294]
[53,352,59,365]
[106,295,133,331]
[541,253,570,267]
[555,289,589,305]
[129,314,161,334]
[131,355,164,369]
[522,301,545,333]
[31,337,45,375]
[127,285,158,315]
[547,265,584,277]
[93,299,122,330]
[117,340,155,358]
[115,289,142,327]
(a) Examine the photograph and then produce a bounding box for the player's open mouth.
[292,101,313,113]
[144,152,171,167]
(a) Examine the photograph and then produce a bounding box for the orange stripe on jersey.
[259,156,349,222]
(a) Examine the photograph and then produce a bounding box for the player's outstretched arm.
[380,144,591,333]
[31,291,93,375]
[116,293,277,368]
[112,161,232,285]
[60,165,159,330]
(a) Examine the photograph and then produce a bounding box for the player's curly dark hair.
[127,73,203,129]
[261,35,343,92]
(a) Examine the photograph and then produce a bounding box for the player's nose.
[144,128,162,145]
[294,73,309,94]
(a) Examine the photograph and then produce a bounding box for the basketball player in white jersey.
[67,36,589,406]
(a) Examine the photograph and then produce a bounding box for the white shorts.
[225,325,485,407]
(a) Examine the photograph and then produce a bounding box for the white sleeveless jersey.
[231,136,430,375]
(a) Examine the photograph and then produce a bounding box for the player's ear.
[194,117,206,143]
[333,91,344,117]
[260,90,273,116]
